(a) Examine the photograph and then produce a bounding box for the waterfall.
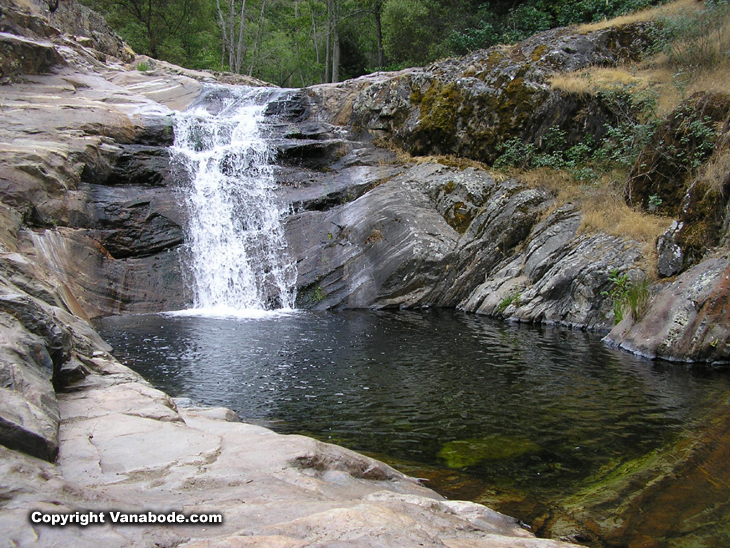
[171,86,296,314]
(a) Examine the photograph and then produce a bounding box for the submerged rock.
[439,436,542,469]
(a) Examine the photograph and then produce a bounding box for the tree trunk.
[215,0,229,70]
[310,2,322,83]
[228,0,236,71]
[235,0,247,73]
[325,0,333,83]
[332,5,339,83]
[247,0,267,76]
[374,0,384,69]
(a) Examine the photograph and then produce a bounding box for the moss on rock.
[438,435,542,468]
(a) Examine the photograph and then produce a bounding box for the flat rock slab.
[0,351,584,548]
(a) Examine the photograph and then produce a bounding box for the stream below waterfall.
[98,309,730,543]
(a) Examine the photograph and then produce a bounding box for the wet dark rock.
[286,164,460,309]
[276,138,353,171]
[18,227,188,319]
[81,144,172,187]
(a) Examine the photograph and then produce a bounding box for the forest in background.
[79,0,667,86]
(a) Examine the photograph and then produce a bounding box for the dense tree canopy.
[80,0,668,86]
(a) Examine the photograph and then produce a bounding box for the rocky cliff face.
[289,17,729,364]
[346,23,652,163]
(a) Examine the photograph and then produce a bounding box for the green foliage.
[136,61,150,71]
[554,0,661,26]
[450,0,667,55]
[494,138,536,170]
[80,0,673,85]
[678,116,718,169]
[497,291,521,313]
[494,80,665,183]
[602,269,650,324]
[494,126,598,178]
[313,285,326,302]
[382,0,440,67]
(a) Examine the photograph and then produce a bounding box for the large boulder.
[605,254,730,364]
[343,23,654,164]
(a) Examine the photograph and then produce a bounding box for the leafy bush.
[494,127,597,175]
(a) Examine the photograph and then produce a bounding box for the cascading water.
[171,86,296,313]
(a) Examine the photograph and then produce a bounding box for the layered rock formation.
[288,14,729,364]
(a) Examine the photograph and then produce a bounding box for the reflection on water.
[98,309,730,505]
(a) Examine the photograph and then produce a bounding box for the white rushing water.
[171,87,296,314]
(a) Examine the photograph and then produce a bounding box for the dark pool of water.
[98,309,730,502]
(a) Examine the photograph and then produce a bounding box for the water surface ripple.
[99,309,729,499]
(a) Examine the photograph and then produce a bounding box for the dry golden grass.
[579,193,670,244]
[578,0,701,33]
[550,67,651,96]
[696,145,730,193]
[559,0,730,115]
[688,68,730,97]
[511,166,671,271]
[580,191,670,277]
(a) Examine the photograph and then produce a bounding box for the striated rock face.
[283,161,554,310]
[460,204,645,331]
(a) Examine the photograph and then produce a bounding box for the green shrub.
[602,269,651,324]
[497,292,521,313]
